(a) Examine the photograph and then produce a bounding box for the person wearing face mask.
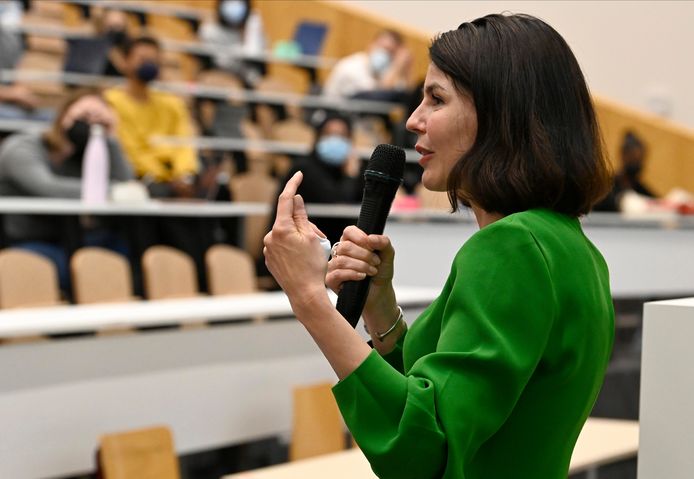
[0,90,133,291]
[95,8,131,77]
[593,131,657,212]
[322,29,412,99]
[198,0,266,86]
[104,36,198,197]
[268,112,362,246]
[106,36,222,292]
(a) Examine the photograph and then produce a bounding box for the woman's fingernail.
[358,272,367,279]
[368,266,378,275]
[371,255,381,265]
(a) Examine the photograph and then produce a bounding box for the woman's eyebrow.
[423,82,446,95]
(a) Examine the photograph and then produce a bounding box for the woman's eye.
[431,95,443,105]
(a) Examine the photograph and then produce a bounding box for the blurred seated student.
[94,7,132,77]
[0,83,53,122]
[0,7,22,70]
[271,112,362,245]
[594,131,656,212]
[0,90,134,291]
[593,131,694,214]
[104,35,199,199]
[322,29,412,102]
[106,36,222,291]
[198,0,266,87]
[0,22,54,122]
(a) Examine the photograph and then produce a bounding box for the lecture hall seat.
[97,425,180,479]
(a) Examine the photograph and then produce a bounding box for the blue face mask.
[220,0,248,26]
[316,135,352,166]
[369,48,391,75]
[135,61,159,83]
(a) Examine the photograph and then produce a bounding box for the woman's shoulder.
[457,208,581,262]
[0,132,44,158]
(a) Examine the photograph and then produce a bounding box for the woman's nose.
[405,103,425,135]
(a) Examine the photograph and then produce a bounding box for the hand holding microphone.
[264,144,405,333]
[326,227,401,343]
[334,144,405,328]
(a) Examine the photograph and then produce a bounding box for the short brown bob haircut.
[430,14,612,216]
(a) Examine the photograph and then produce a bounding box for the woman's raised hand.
[263,172,329,309]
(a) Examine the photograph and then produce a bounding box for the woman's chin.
[421,174,447,193]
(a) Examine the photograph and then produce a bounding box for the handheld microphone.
[336,144,405,328]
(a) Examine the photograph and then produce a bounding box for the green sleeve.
[380,329,407,373]
[333,222,556,478]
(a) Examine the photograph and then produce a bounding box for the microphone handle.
[336,177,399,328]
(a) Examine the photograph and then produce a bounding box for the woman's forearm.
[291,290,372,380]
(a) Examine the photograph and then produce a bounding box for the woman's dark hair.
[430,13,611,216]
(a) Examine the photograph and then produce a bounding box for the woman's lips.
[415,145,434,166]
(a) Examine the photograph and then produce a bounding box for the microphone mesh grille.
[367,144,406,180]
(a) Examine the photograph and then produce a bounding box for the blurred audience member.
[95,8,131,77]
[594,131,655,212]
[0,90,133,290]
[323,29,412,101]
[271,112,362,245]
[198,0,266,86]
[0,2,23,70]
[0,18,53,122]
[105,35,199,199]
[0,83,51,121]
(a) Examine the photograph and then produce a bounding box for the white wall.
[334,0,694,129]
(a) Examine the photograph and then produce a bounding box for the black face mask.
[65,119,91,155]
[106,29,128,47]
[135,61,159,84]
[624,163,643,178]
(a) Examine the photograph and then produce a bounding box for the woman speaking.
[263,13,614,479]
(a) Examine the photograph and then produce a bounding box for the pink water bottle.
[81,124,110,204]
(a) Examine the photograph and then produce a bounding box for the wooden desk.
[13,22,337,70]
[152,135,421,163]
[0,196,692,298]
[224,418,639,479]
[0,286,439,338]
[0,69,400,114]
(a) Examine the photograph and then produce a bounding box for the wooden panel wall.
[254,0,430,84]
[594,95,694,195]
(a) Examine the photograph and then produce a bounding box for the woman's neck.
[471,205,504,228]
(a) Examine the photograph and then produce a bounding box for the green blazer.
[333,209,614,479]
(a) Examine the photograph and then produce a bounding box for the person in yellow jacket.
[105,35,198,198]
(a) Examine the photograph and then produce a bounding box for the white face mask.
[220,0,247,26]
[369,48,391,75]
[316,135,352,166]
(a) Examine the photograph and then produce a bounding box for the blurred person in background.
[270,112,362,246]
[105,35,199,199]
[0,10,54,122]
[322,29,412,101]
[594,131,694,214]
[106,35,221,292]
[198,0,266,87]
[0,90,133,291]
[94,7,131,77]
[594,131,656,212]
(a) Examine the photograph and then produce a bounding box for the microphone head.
[366,144,406,182]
